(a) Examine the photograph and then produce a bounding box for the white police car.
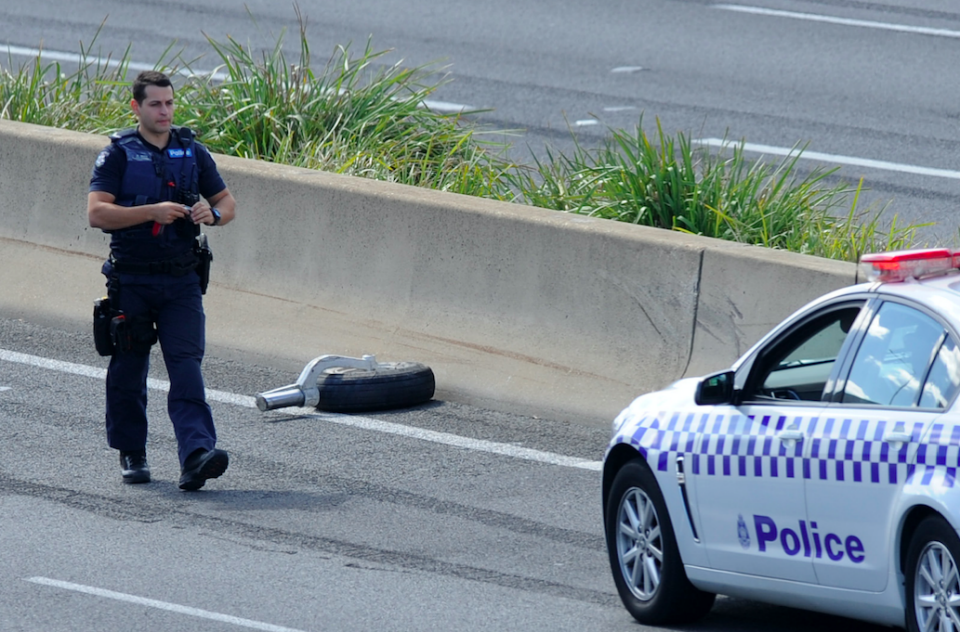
[603,248,960,631]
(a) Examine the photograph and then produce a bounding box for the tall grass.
[510,119,926,260]
[0,17,927,262]
[177,14,517,199]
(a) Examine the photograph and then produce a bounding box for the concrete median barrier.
[0,119,857,425]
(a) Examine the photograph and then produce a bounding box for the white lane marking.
[603,106,638,112]
[574,119,600,127]
[287,406,602,471]
[25,577,309,632]
[421,99,473,113]
[0,386,10,392]
[714,4,960,39]
[610,66,644,73]
[694,138,960,180]
[1,44,222,77]
[0,348,602,471]
[1,44,472,115]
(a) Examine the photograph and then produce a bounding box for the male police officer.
[88,70,237,490]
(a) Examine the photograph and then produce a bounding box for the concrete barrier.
[0,119,857,425]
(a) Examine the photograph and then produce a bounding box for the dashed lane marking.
[694,138,960,180]
[26,577,310,632]
[1,44,471,114]
[714,4,960,39]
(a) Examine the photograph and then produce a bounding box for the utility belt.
[93,237,213,356]
[108,249,199,276]
[108,234,212,292]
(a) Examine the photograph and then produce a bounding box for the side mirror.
[695,370,735,405]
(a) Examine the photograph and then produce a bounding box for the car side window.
[919,336,960,409]
[841,302,944,407]
[749,305,863,402]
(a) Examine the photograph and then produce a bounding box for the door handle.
[777,428,804,441]
[883,431,912,444]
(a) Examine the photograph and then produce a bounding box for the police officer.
[88,70,237,490]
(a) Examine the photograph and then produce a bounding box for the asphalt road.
[0,315,903,631]
[3,0,960,238]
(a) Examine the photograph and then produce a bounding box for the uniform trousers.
[104,272,217,467]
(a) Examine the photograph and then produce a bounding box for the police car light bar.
[859,248,958,283]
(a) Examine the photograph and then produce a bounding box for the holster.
[93,297,116,356]
[93,274,158,356]
[194,233,213,295]
[110,313,157,355]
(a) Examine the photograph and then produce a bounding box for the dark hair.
[132,70,173,104]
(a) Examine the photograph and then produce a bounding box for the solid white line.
[713,4,960,39]
[694,138,960,180]
[292,407,602,471]
[0,348,602,471]
[25,577,309,632]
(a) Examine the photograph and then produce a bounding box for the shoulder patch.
[95,149,110,168]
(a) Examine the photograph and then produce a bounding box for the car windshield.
[842,302,944,407]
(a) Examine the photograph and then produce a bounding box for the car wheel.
[905,515,960,632]
[316,361,435,413]
[605,459,715,625]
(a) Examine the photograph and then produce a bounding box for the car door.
[693,300,866,583]
[805,299,956,591]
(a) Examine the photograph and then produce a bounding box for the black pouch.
[93,297,116,356]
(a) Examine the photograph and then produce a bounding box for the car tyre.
[316,361,435,413]
[605,459,715,625]
[905,515,960,632]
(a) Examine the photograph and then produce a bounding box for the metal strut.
[255,354,379,411]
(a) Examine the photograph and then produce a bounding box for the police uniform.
[89,127,225,476]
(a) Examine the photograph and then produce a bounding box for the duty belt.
[110,251,199,276]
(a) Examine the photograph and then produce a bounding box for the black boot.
[119,450,151,484]
[179,448,228,491]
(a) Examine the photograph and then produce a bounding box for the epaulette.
[110,128,138,142]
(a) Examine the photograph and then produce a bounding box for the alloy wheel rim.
[916,541,960,632]
[616,487,663,601]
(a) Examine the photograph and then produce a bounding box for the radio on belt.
[859,247,960,283]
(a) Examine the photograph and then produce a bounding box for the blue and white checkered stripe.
[616,410,960,488]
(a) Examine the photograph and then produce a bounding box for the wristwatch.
[210,208,222,226]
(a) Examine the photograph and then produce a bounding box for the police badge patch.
[95,150,109,168]
[738,514,751,549]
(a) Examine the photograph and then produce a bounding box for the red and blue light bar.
[859,248,960,283]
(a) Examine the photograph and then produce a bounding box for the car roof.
[781,273,960,321]
[869,272,960,325]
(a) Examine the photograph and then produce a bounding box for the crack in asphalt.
[0,472,617,608]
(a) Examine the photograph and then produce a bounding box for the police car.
[603,248,960,631]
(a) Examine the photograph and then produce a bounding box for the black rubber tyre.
[605,459,715,625]
[315,362,435,413]
[905,515,960,632]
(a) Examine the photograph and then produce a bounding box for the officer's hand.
[153,202,191,225]
[186,203,215,226]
